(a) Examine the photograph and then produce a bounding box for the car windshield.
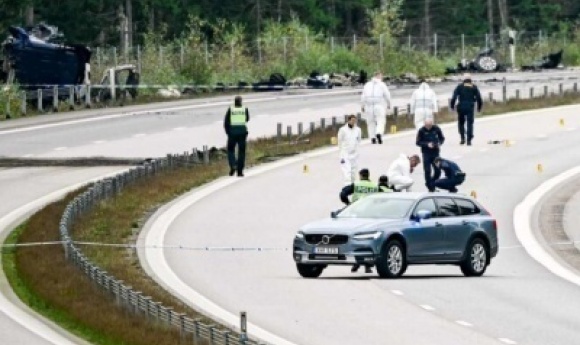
[338,197,414,219]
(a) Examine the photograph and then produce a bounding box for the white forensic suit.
[410,82,439,129]
[361,77,391,141]
[337,123,362,185]
[387,153,415,191]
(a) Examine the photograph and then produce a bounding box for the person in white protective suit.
[338,115,362,185]
[386,154,421,192]
[410,82,439,129]
[361,71,391,144]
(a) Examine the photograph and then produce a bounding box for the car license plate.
[314,247,339,254]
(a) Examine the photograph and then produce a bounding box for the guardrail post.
[203,146,209,164]
[574,83,578,93]
[331,116,337,128]
[357,112,362,122]
[37,89,43,112]
[286,125,292,138]
[85,85,92,108]
[530,87,534,99]
[53,85,59,111]
[544,85,548,97]
[393,106,398,118]
[320,118,325,130]
[209,325,216,344]
[193,318,201,343]
[68,86,75,110]
[515,89,520,100]
[276,123,282,142]
[310,122,315,134]
[406,104,411,115]
[502,85,507,102]
[489,92,493,102]
[178,314,186,342]
[298,122,303,136]
[240,311,248,342]
[4,94,11,119]
[559,83,563,95]
[20,92,26,116]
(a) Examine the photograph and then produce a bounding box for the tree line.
[0,0,578,46]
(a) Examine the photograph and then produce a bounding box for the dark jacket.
[451,81,483,112]
[416,125,445,155]
[224,107,250,135]
[433,159,464,180]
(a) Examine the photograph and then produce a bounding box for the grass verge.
[3,92,580,345]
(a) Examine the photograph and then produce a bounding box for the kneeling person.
[430,157,466,193]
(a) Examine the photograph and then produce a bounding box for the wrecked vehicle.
[521,50,564,71]
[252,73,286,91]
[1,24,91,103]
[446,48,505,74]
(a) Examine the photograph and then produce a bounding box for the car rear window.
[454,198,480,215]
[436,198,461,217]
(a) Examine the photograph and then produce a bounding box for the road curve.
[145,105,580,345]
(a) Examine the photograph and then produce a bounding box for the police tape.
[0,240,289,252]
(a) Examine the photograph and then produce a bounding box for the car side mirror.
[415,210,432,221]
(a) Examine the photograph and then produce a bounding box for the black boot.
[376,134,383,144]
[371,138,377,144]
[229,168,236,176]
[460,139,465,145]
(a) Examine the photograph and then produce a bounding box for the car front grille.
[304,234,349,245]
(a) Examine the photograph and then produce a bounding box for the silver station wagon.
[293,193,498,278]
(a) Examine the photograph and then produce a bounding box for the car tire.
[376,240,407,278]
[296,264,325,278]
[460,238,488,277]
[475,56,498,72]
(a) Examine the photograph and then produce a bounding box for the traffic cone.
[560,118,565,127]
[537,164,543,173]
[390,125,397,134]
[470,190,477,199]
[303,164,309,173]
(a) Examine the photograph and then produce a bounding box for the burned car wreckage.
[1,23,139,105]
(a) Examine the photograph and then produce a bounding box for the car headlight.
[352,231,382,240]
[295,232,305,240]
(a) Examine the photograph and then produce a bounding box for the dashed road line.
[391,290,404,296]
[173,127,186,131]
[132,133,146,138]
[455,320,473,327]
[93,140,106,144]
[498,338,517,344]
[420,304,435,311]
[54,147,67,151]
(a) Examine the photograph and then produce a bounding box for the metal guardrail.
[59,152,264,345]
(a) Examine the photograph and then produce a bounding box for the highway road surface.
[0,70,578,344]
[144,105,580,345]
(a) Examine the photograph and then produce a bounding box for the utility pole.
[498,0,509,29]
[487,0,494,38]
[424,0,432,52]
[25,5,34,26]
[126,0,133,49]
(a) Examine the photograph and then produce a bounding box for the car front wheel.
[461,238,488,277]
[376,240,407,278]
[296,263,325,278]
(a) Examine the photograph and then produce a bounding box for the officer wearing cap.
[224,95,250,177]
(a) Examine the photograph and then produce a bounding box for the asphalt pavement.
[145,105,580,345]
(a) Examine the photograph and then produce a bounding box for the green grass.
[4,90,580,345]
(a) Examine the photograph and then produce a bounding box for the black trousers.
[433,174,465,192]
[422,152,438,191]
[458,109,475,141]
[227,133,247,173]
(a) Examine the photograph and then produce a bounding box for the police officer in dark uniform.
[416,118,445,192]
[224,96,250,177]
[450,73,483,146]
[430,157,466,193]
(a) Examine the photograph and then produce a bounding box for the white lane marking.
[455,320,473,327]
[391,290,404,296]
[53,147,67,151]
[0,168,128,345]
[92,140,106,145]
[143,106,580,345]
[479,148,489,152]
[22,154,34,158]
[173,127,186,131]
[499,338,518,344]
[420,304,435,311]
[514,165,580,288]
[132,133,146,138]
[0,89,361,136]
